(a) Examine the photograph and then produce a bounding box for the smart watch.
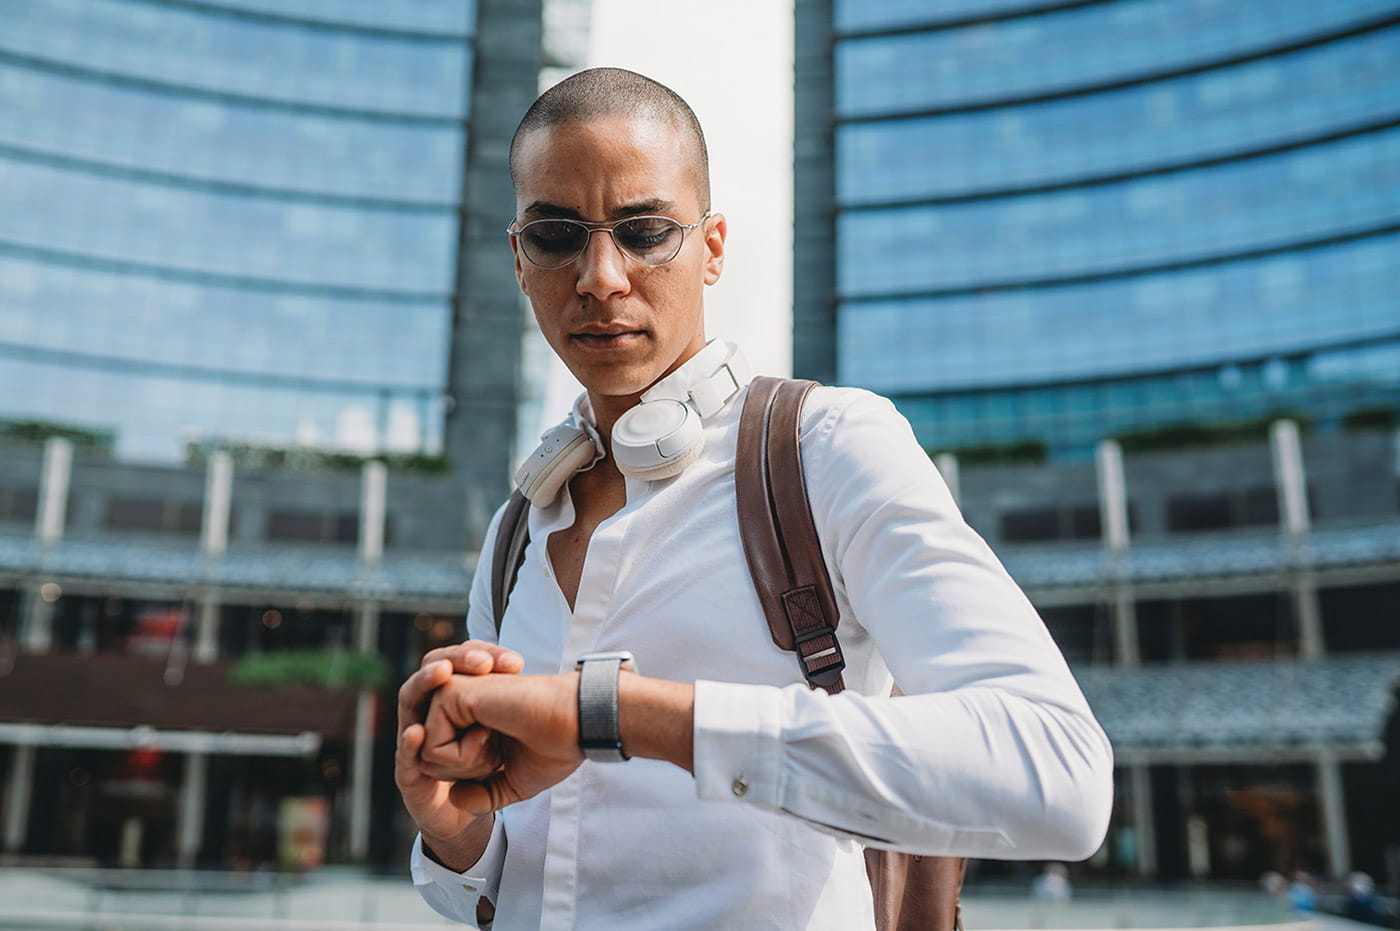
[575,650,638,762]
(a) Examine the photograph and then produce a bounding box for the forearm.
[618,673,695,773]
[420,812,495,873]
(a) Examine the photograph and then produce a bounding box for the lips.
[571,322,646,348]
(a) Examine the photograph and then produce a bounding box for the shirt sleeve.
[692,388,1114,860]
[410,822,508,926]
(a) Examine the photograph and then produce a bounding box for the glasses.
[507,212,711,269]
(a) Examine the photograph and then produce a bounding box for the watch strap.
[577,656,627,762]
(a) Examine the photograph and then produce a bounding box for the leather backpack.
[490,376,966,930]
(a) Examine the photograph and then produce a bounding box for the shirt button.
[731,777,749,797]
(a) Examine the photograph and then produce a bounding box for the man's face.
[510,115,725,405]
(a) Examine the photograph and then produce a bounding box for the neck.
[587,390,644,449]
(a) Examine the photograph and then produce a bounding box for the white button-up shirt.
[412,343,1113,930]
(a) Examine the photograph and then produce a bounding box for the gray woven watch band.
[578,656,627,762]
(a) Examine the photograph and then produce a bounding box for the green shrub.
[1340,405,1396,431]
[1113,412,1312,453]
[928,439,1047,466]
[230,650,390,690]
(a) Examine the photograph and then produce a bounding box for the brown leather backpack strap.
[490,489,532,634]
[765,379,846,693]
[735,376,795,650]
[735,376,845,693]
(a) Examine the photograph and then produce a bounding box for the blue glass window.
[0,160,458,292]
[838,231,1400,393]
[839,127,1400,295]
[6,0,471,116]
[838,29,1400,204]
[0,62,466,202]
[836,0,1395,116]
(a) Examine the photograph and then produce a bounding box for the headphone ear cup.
[612,398,705,481]
[616,437,704,481]
[515,425,597,507]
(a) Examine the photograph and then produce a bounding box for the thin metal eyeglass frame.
[506,211,713,269]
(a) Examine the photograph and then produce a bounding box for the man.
[396,68,1113,929]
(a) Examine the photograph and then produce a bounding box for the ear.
[701,213,726,286]
[509,233,529,295]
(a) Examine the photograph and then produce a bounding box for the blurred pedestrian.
[1032,863,1073,903]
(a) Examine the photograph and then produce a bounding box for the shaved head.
[509,67,711,211]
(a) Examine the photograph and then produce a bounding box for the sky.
[535,1,796,424]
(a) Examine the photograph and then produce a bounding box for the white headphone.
[514,341,751,506]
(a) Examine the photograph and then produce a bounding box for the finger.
[396,659,453,730]
[422,642,525,676]
[421,726,501,781]
[393,723,430,788]
[449,777,512,816]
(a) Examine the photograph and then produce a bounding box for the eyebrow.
[520,198,680,221]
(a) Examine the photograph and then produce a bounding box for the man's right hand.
[394,641,523,870]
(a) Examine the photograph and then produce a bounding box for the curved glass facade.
[0,0,477,460]
[824,1,1400,455]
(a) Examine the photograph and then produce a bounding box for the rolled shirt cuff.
[410,819,506,923]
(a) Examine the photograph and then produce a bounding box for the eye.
[615,217,680,251]
[523,220,586,255]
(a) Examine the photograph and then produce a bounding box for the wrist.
[617,674,695,774]
[420,815,494,873]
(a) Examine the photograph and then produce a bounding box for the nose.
[574,228,631,300]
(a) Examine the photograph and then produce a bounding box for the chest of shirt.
[496,420,881,693]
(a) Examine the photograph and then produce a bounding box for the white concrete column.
[20,589,55,653]
[201,450,233,558]
[193,596,221,663]
[176,751,209,868]
[2,743,36,853]
[348,602,380,861]
[24,437,74,651]
[35,437,72,546]
[1293,572,1325,660]
[1130,764,1157,877]
[1317,752,1351,878]
[1270,419,1310,538]
[359,460,387,566]
[1095,439,1130,553]
[1097,440,1138,665]
[1114,587,1141,667]
[933,453,960,507]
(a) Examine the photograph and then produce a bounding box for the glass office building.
[0,0,549,871]
[798,0,1400,457]
[0,0,480,462]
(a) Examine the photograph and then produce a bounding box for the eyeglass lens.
[518,217,686,267]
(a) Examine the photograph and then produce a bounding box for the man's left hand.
[420,672,585,815]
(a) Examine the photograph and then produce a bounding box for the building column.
[1317,751,1351,878]
[195,451,234,662]
[23,437,73,651]
[35,436,72,547]
[1096,439,1139,665]
[348,603,380,862]
[1130,764,1157,877]
[1270,419,1310,538]
[2,744,35,854]
[1293,572,1324,660]
[933,453,960,507]
[359,460,387,566]
[1270,420,1324,658]
[348,460,389,861]
[176,751,208,868]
